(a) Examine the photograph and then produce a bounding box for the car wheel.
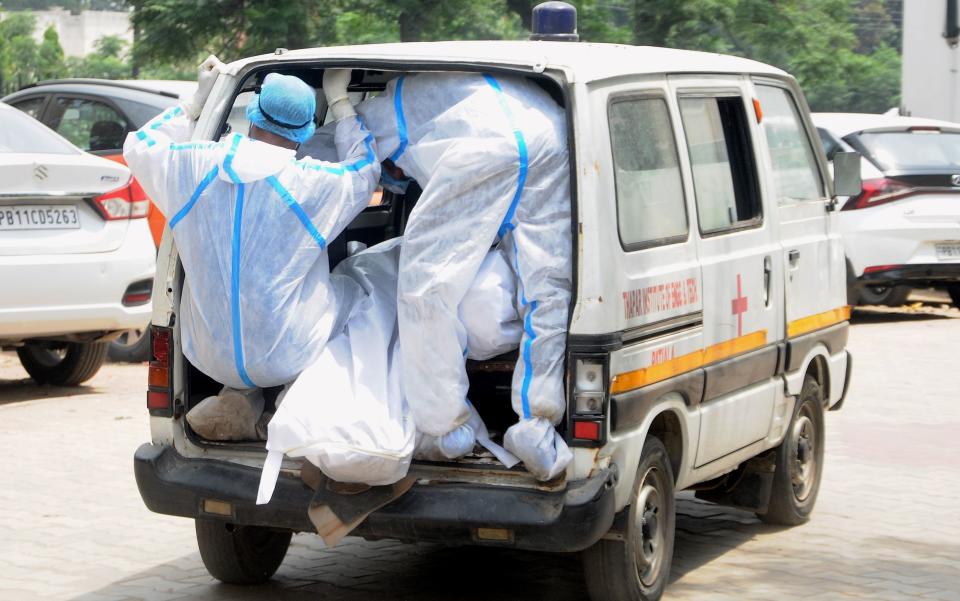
[195,519,291,584]
[947,284,960,308]
[759,374,825,526]
[108,328,150,363]
[16,342,108,386]
[583,436,675,601]
[857,284,910,306]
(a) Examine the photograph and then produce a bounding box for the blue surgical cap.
[246,73,316,144]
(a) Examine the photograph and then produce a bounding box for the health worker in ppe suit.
[123,58,379,440]
[354,72,573,481]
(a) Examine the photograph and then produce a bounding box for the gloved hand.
[323,68,355,121]
[182,54,225,120]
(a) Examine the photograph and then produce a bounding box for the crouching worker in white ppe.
[123,59,379,440]
[356,73,573,481]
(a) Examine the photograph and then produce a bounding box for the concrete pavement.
[1,305,959,600]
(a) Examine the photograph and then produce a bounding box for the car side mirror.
[833,151,862,197]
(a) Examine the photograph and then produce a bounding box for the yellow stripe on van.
[787,306,851,338]
[610,330,768,395]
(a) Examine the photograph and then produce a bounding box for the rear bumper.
[838,197,960,277]
[134,443,617,552]
[857,263,960,287]
[0,220,154,340]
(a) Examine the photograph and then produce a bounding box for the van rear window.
[609,97,688,249]
[679,96,761,233]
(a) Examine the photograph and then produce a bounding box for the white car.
[0,102,155,385]
[814,112,960,306]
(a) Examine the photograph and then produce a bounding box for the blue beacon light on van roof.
[530,1,579,42]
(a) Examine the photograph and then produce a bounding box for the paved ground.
[2,304,960,601]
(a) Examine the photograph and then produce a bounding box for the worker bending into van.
[356,73,573,481]
[123,58,379,439]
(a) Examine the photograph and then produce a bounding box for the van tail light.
[568,355,608,447]
[841,178,913,210]
[92,178,149,220]
[147,325,175,417]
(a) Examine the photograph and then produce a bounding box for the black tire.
[17,342,108,386]
[760,375,825,526]
[108,328,151,363]
[583,436,675,601]
[857,284,910,307]
[947,284,960,308]
[195,519,291,585]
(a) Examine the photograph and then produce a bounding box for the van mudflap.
[134,443,617,552]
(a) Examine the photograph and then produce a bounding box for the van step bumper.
[134,443,617,552]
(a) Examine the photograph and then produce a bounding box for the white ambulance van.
[133,21,859,601]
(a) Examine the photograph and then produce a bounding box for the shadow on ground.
[66,496,778,601]
[66,492,960,601]
[0,377,99,406]
[852,306,958,324]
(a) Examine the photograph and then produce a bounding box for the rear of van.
[133,51,617,553]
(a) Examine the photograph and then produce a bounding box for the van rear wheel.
[759,375,825,526]
[195,519,291,584]
[582,436,675,601]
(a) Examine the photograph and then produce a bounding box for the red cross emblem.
[731,273,748,337]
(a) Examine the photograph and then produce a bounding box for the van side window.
[609,97,688,249]
[756,86,825,203]
[678,96,761,233]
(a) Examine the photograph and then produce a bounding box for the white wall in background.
[0,8,132,58]
[902,1,960,121]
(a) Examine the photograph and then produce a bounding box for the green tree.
[0,12,40,93]
[123,0,901,113]
[37,26,66,80]
[608,0,900,112]
[66,35,131,79]
[127,0,330,66]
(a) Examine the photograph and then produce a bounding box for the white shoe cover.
[415,401,520,468]
[504,417,572,481]
[438,424,477,459]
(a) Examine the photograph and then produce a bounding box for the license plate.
[935,242,960,260]
[0,205,80,231]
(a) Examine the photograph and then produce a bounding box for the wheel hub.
[790,413,817,502]
[632,467,665,588]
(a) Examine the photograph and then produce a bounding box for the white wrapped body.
[257,239,414,504]
[357,73,573,480]
[256,242,519,503]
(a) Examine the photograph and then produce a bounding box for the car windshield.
[0,107,79,155]
[855,131,960,171]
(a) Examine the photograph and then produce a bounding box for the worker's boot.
[186,387,264,441]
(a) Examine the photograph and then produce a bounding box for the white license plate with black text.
[935,242,960,261]
[0,205,80,231]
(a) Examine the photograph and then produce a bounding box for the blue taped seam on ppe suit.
[169,165,218,229]
[388,76,408,162]
[355,72,573,481]
[123,100,380,390]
